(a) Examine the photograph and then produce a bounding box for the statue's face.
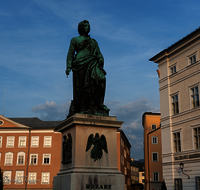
[83,23,90,34]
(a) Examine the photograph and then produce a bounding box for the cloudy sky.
[1,0,200,159]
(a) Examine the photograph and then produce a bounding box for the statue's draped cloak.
[67,36,106,114]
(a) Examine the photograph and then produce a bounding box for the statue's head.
[95,133,99,138]
[63,135,67,140]
[78,20,90,35]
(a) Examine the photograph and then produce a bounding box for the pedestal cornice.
[55,113,124,132]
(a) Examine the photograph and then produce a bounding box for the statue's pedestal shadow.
[53,114,125,190]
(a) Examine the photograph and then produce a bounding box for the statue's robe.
[67,35,106,115]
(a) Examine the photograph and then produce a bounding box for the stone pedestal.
[53,114,125,190]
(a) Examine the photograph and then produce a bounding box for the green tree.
[0,167,3,190]
[161,180,167,190]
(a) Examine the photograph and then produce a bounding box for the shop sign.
[174,153,200,161]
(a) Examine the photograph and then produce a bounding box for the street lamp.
[179,162,190,179]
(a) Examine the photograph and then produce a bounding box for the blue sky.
[1,0,200,159]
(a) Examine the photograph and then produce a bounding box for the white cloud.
[32,100,70,120]
[127,134,137,140]
[109,98,159,125]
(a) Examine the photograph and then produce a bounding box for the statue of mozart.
[66,20,109,118]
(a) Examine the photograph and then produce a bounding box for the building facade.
[117,129,132,190]
[130,160,139,185]
[0,115,62,190]
[138,161,145,186]
[150,27,200,190]
[142,112,163,190]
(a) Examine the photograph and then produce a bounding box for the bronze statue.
[86,133,108,161]
[66,20,109,118]
[62,133,72,164]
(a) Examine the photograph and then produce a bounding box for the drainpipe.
[25,129,31,190]
[147,126,161,190]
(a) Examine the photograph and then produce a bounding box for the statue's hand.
[66,68,71,76]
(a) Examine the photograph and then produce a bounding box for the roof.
[142,112,160,127]
[9,117,62,129]
[149,26,200,63]
[117,128,132,148]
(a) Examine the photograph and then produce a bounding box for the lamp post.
[179,162,190,179]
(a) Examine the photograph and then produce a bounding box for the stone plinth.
[53,114,125,190]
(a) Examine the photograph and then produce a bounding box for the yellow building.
[142,112,163,190]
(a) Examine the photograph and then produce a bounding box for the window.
[152,124,157,130]
[194,127,200,149]
[30,154,38,165]
[121,139,124,147]
[188,54,197,65]
[124,167,127,175]
[174,178,182,190]
[43,154,51,164]
[44,136,52,147]
[142,173,145,176]
[127,149,130,155]
[170,65,177,74]
[17,152,25,165]
[153,172,159,182]
[196,176,200,190]
[142,179,145,183]
[124,149,126,158]
[152,136,158,144]
[152,152,158,161]
[3,171,11,184]
[121,155,124,165]
[19,136,26,147]
[41,172,50,184]
[0,120,3,125]
[6,136,14,147]
[15,171,24,184]
[31,136,39,147]
[131,176,134,180]
[191,86,199,108]
[172,94,179,115]
[5,152,13,165]
[0,136,2,147]
[29,172,37,184]
[173,132,181,152]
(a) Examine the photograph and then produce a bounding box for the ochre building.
[117,129,132,190]
[142,112,163,190]
[0,115,62,190]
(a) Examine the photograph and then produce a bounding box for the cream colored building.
[139,171,145,186]
[150,28,200,190]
